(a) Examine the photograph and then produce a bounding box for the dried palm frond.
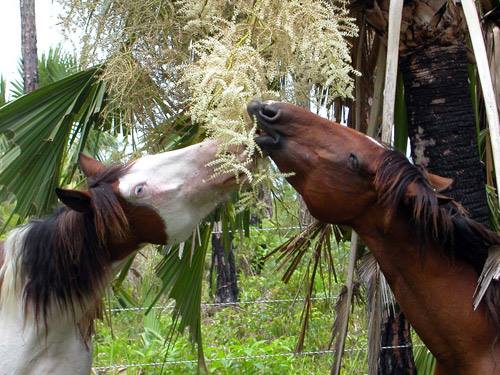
[329,233,359,375]
[263,220,343,352]
[357,252,395,375]
[328,280,363,369]
[473,245,500,311]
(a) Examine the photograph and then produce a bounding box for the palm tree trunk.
[395,36,489,375]
[20,0,38,93]
[400,43,490,226]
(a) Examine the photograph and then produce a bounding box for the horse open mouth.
[247,100,282,149]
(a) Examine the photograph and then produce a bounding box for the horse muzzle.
[247,100,283,150]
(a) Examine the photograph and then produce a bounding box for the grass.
[92,233,370,374]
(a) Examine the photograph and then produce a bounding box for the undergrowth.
[93,233,369,374]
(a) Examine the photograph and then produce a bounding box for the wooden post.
[381,0,404,144]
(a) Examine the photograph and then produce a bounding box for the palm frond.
[295,223,337,352]
[0,67,116,228]
[263,220,345,358]
[328,284,348,349]
[486,185,500,231]
[462,0,500,200]
[357,252,395,375]
[330,233,359,375]
[263,221,328,282]
[11,46,79,98]
[366,41,386,139]
[414,344,436,375]
[38,46,79,84]
[151,223,213,373]
[394,72,408,153]
[381,0,403,144]
[473,245,500,310]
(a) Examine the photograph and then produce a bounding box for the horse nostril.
[261,104,280,122]
[247,100,262,116]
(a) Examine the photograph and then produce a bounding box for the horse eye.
[134,184,146,197]
[348,153,359,171]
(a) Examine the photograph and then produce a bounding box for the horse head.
[56,140,241,261]
[247,100,452,226]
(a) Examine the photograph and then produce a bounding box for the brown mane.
[374,149,500,328]
[17,164,129,324]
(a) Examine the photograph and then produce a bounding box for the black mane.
[374,149,500,327]
[18,164,129,322]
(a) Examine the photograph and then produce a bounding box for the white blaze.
[118,140,237,244]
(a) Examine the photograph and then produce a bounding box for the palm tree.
[398,1,490,225]
[211,224,238,303]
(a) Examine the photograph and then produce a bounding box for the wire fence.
[108,296,334,313]
[211,226,303,234]
[94,295,425,373]
[93,344,424,372]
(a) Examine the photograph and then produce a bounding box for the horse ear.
[404,180,454,205]
[78,153,104,177]
[427,172,453,192]
[55,188,92,213]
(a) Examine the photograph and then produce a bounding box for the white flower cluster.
[59,0,357,208]
[180,0,357,203]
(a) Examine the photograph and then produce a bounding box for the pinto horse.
[248,100,500,375]
[0,141,240,374]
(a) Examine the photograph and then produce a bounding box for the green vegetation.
[93,235,370,374]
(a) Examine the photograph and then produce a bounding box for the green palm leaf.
[0,66,114,228]
[151,223,213,373]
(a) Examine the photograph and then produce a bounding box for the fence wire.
[96,295,424,372]
[92,344,424,372]
[108,296,334,313]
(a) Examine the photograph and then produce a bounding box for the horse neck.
[352,206,498,367]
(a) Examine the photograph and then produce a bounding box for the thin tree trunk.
[211,223,238,303]
[400,43,490,226]
[20,0,38,93]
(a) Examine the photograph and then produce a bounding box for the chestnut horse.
[0,141,240,374]
[248,100,500,375]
